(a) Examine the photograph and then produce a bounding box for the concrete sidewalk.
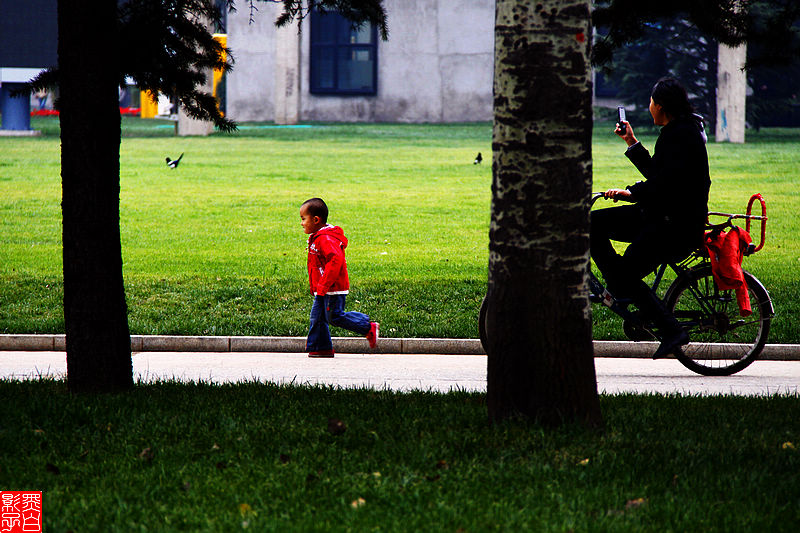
[1,334,799,360]
[2,351,800,396]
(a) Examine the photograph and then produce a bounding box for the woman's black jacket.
[625,115,711,249]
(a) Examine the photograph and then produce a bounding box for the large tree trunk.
[59,1,133,393]
[486,0,601,427]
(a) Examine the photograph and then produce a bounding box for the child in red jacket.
[300,198,379,357]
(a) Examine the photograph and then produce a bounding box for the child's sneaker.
[308,350,334,358]
[366,322,380,349]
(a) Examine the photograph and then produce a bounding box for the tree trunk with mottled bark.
[486,0,601,427]
[59,1,133,393]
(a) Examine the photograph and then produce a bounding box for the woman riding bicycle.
[591,77,711,359]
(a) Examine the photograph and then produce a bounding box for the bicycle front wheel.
[665,265,773,376]
[479,295,488,351]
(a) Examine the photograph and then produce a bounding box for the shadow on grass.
[1,378,798,531]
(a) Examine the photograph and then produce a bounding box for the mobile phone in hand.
[617,106,627,134]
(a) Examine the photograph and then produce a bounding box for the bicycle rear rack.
[707,193,768,254]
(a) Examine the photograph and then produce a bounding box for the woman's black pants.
[590,204,692,333]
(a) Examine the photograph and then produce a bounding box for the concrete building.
[225,0,495,124]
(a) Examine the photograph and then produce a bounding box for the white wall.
[225,0,494,123]
[225,2,280,122]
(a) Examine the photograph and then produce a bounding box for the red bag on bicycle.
[705,226,752,317]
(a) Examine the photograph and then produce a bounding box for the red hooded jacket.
[307,224,350,296]
[705,226,752,317]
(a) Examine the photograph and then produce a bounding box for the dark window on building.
[310,10,377,95]
[214,0,227,33]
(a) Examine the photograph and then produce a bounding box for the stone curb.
[0,334,798,360]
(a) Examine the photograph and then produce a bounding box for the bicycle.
[479,193,774,376]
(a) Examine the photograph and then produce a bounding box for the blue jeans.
[306,295,371,352]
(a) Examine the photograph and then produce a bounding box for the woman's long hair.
[651,78,694,119]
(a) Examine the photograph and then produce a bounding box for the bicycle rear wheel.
[665,265,773,376]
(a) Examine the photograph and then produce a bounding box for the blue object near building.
[0,0,57,132]
[0,83,32,130]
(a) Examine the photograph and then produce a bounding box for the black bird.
[473,152,482,164]
[165,153,184,169]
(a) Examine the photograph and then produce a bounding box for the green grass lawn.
[1,117,798,342]
[1,379,798,531]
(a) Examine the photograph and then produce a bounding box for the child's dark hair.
[651,77,694,119]
[301,197,328,223]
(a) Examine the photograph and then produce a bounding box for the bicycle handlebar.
[590,191,635,206]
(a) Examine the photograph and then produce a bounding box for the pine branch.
[117,0,234,131]
[271,0,388,40]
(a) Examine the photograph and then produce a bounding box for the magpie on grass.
[165,153,184,168]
